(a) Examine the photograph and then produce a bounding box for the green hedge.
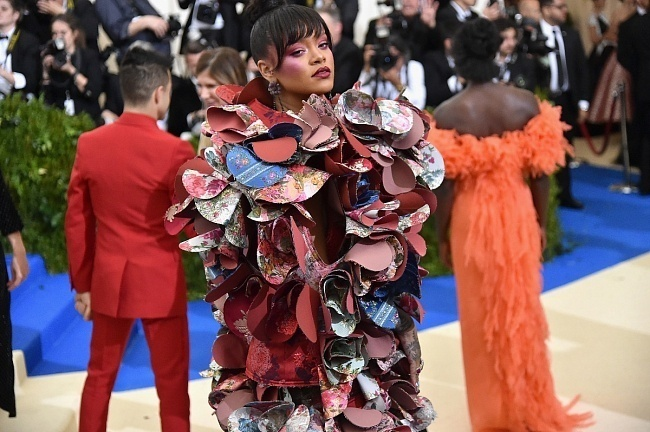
[0,94,95,272]
[1,95,564,301]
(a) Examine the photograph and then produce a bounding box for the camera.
[371,44,399,71]
[42,38,68,69]
[511,14,552,57]
[167,15,182,38]
[196,1,220,25]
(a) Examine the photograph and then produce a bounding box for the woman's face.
[261,33,334,111]
[52,20,76,52]
[195,70,223,107]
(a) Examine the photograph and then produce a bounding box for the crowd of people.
[1,0,649,430]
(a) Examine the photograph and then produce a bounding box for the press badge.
[64,97,75,115]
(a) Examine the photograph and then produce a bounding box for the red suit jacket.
[65,112,195,318]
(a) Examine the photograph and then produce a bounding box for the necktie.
[553,27,567,91]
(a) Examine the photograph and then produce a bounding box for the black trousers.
[634,99,650,193]
[551,91,579,202]
[0,252,16,418]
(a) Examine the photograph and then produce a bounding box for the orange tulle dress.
[428,101,593,432]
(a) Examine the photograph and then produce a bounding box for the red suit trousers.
[79,312,190,432]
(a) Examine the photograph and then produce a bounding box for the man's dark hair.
[539,0,554,8]
[119,44,173,106]
[494,17,517,33]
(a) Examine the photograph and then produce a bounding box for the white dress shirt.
[358,60,427,109]
[0,27,27,96]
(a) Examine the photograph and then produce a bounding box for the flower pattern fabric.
[168,77,444,432]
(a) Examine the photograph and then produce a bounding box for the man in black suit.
[422,20,465,108]
[494,18,537,92]
[540,0,590,209]
[364,0,441,63]
[20,0,100,54]
[0,0,40,99]
[618,0,650,195]
[318,5,363,95]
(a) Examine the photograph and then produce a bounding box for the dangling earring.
[268,81,281,96]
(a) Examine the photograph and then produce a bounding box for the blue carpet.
[9,164,650,391]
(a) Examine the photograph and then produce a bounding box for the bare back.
[434,82,540,138]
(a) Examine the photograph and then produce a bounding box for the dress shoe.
[559,198,585,209]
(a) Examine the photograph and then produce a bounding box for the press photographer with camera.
[364,0,442,63]
[177,0,243,54]
[95,0,180,61]
[41,13,103,125]
[359,34,426,109]
[20,0,100,54]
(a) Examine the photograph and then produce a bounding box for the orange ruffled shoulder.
[427,101,570,180]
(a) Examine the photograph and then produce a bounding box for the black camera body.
[42,38,68,69]
[167,15,183,38]
[196,1,220,25]
[371,44,399,71]
[510,13,552,57]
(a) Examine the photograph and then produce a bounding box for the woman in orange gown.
[428,19,593,431]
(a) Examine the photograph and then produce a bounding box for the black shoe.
[559,198,585,209]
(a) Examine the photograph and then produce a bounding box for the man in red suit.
[65,45,195,432]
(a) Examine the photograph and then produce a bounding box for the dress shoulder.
[427,101,569,179]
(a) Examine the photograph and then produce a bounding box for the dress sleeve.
[519,101,571,177]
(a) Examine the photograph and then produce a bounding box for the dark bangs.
[250,5,332,67]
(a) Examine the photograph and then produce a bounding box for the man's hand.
[74,292,92,321]
[37,0,64,16]
[396,322,423,389]
[420,0,439,28]
[482,2,502,20]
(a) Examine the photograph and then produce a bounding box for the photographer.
[178,0,243,53]
[364,0,442,63]
[494,17,537,92]
[95,0,179,61]
[359,34,426,109]
[42,14,103,125]
[20,0,100,54]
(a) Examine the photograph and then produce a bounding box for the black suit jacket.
[502,53,537,93]
[559,25,590,109]
[21,0,100,53]
[178,0,242,52]
[43,48,103,124]
[618,13,650,103]
[421,50,456,108]
[436,5,479,29]
[332,36,363,95]
[7,29,41,98]
[167,75,202,137]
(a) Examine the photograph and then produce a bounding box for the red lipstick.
[312,67,331,78]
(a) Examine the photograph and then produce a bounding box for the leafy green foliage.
[0,95,95,272]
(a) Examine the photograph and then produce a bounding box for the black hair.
[119,43,173,106]
[451,18,501,84]
[493,17,517,33]
[439,19,464,41]
[539,0,554,8]
[245,0,332,67]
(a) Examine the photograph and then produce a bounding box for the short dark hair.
[493,17,517,33]
[539,0,554,8]
[451,18,501,83]
[245,0,332,67]
[119,44,172,106]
